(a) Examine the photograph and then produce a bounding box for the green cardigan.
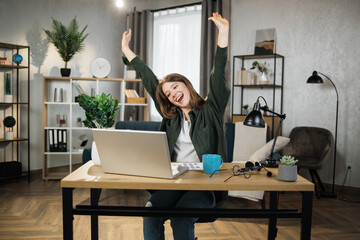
[131,46,230,162]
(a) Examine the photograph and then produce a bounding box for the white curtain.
[150,5,202,121]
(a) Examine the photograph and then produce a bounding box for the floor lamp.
[307,71,338,198]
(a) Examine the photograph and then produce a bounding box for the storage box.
[0,161,22,177]
[126,97,146,104]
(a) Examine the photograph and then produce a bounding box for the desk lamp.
[244,96,286,168]
[307,71,338,198]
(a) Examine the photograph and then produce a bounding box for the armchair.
[281,126,334,198]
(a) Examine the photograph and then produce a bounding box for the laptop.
[92,129,189,179]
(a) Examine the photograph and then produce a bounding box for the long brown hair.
[156,73,205,119]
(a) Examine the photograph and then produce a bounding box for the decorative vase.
[5,131,14,140]
[259,72,270,84]
[91,141,101,165]
[277,165,298,182]
[4,95,13,103]
[60,68,71,77]
[126,70,136,79]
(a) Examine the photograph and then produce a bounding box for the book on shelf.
[124,89,145,103]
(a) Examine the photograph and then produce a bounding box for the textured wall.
[231,0,360,187]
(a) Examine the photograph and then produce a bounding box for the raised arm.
[121,29,136,62]
[208,12,229,48]
[121,29,162,115]
[206,13,230,116]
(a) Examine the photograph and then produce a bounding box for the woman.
[121,12,229,240]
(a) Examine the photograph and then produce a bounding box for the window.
[150,4,202,121]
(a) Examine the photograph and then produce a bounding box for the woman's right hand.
[121,29,132,52]
[121,28,136,62]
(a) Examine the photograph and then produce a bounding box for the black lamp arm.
[260,106,286,120]
[317,71,339,100]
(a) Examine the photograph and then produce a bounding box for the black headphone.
[243,161,272,177]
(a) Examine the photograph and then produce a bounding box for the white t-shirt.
[173,114,200,163]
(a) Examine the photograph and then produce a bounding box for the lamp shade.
[244,101,265,128]
[307,71,324,84]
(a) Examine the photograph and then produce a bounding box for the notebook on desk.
[92,129,189,179]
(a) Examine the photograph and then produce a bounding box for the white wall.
[231,0,360,187]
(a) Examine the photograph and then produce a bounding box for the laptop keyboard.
[171,162,203,170]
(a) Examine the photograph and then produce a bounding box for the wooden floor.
[0,172,359,240]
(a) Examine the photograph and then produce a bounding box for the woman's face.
[162,81,191,110]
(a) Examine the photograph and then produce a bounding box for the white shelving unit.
[42,76,149,180]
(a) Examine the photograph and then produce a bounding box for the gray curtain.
[200,0,231,121]
[127,10,152,121]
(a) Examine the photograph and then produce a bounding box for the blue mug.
[202,154,223,174]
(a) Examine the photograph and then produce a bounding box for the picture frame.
[254,28,276,55]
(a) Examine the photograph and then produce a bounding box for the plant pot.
[60,68,71,77]
[5,131,14,140]
[277,165,297,182]
[125,70,136,79]
[4,95,13,103]
[91,141,101,165]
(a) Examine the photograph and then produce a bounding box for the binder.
[58,129,63,152]
[62,130,67,152]
[54,129,58,152]
[49,129,54,152]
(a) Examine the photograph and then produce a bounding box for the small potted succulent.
[277,155,298,182]
[242,104,249,115]
[3,116,16,140]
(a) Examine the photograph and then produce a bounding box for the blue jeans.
[143,190,215,240]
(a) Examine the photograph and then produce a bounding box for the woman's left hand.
[208,12,229,33]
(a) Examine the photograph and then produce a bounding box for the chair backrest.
[232,122,268,163]
[282,126,334,159]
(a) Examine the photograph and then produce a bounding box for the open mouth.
[176,94,184,103]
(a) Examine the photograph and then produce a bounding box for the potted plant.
[3,116,16,140]
[76,117,82,127]
[122,56,136,79]
[242,104,249,115]
[43,17,89,77]
[250,61,270,84]
[78,93,119,129]
[78,93,119,165]
[4,72,12,103]
[277,155,298,182]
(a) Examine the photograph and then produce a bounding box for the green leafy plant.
[5,73,11,94]
[78,93,119,128]
[77,117,82,122]
[43,17,89,68]
[280,155,298,166]
[3,116,16,130]
[242,104,249,110]
[250,61,269,74]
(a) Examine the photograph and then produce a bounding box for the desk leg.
[268,191,278,240]
[62,188,74,240]
[301,191,313,240]
[91,188,101,240]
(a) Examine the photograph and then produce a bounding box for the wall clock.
[90,58,111,78]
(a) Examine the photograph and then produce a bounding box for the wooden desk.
[61,161,314,240]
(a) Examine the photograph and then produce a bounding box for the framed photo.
[254,28,276,55]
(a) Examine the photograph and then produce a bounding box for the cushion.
[232,122,267,162]
[248,136,290,162]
